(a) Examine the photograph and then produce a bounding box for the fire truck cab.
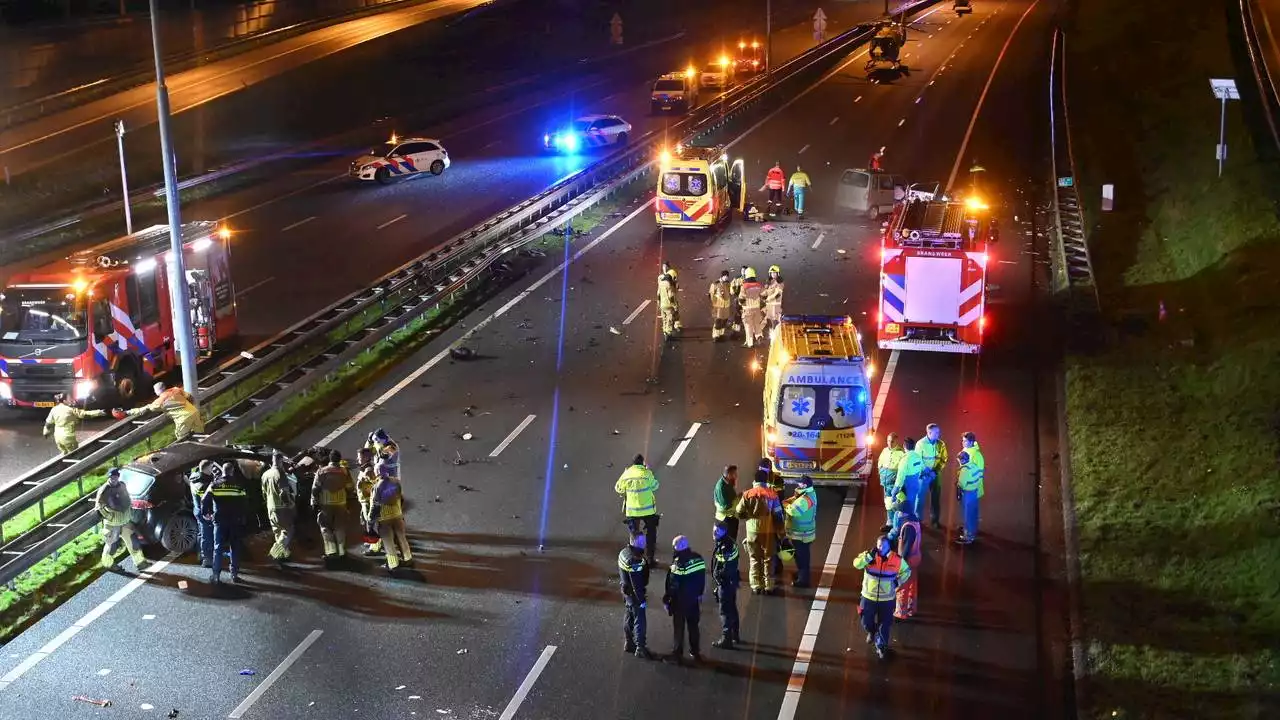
[877,191,992,353]
[762,315,875,488]
[0,222,237,409]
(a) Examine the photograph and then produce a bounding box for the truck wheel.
[375,167,391,185]
[430,160,445,176]
[114,364,139,404]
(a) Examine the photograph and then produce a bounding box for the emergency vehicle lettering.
[784,374,861,385]
[784,429,821,440]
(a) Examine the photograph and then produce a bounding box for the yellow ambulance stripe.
[822,446,856,471]
[838,449,868,472]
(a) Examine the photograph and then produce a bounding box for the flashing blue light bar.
[780,314,854,325]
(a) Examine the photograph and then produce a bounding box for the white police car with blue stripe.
[543,114,632,153]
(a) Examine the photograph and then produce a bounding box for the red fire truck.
[876,191,992,353]
[0,222,238,409]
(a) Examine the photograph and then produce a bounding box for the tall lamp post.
[114,120,133,235]
[148,0,199,394]
[765,0,772,74]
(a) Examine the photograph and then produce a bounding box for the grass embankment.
[1064,1,1280,717]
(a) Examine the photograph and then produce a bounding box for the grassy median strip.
[1064,1,1280,717]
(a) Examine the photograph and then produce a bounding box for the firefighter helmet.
[769,265,781,274]
[745,267,758,279]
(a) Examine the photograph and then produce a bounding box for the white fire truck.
[876,190,993,353]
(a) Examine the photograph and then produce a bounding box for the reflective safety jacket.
[201,481,248,523]
[44,404,103,445]
[312,464,354,509]
[765,166,786,190]
[853,550,910,602]
[894,450,925,502]
[365,439,400,481]
[713,476,738,522]
[129,388,205,438]
[877,446,906,487]
[658,277,678,310]
[787,171,811,191]
[664,549,707,610]
[372,479,404,521]
[735,485,780,538]
[784,487,818,543]
[615,464,659,517]
[617,547,650,603]
[958,443,986,496]
[95,479,132,527]
[739,280,764,310]
[709,280,732,316]
[917,437,949,477]
[764,279,784,310]
[711,541,740,588]
[729,276,745,301]
[261,466,297,512]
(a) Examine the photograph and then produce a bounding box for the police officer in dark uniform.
[663,535,707,665]
[200,461,249,584]
[618,534,655,660]
[188,460,216,568]
[710,522,742,649]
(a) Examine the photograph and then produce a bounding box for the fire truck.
[877,191,992,353]
[0,222,238,410]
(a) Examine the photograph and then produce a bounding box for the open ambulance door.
[729,158,746,213]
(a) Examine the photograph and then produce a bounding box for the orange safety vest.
[766,167,785,190]
[898,519,921,564]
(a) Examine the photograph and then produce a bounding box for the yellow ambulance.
[761,315,876,488]
[655,143,745,230]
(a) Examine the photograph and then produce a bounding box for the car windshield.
[0,287,89,344]
[120,467,158,498]
[654,80,684,91]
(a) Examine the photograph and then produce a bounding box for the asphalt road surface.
[0,1,1071,718]
[0,0,884,521]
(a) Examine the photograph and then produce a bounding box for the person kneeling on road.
[663,535,707,666]
[854,534,911,660]
[618,533,654,660]
[95,467,146,571]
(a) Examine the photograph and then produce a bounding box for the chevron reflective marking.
[882,273,906,322]
[958,277,983,306]
[837,448,868,472]
[821,445,856,471]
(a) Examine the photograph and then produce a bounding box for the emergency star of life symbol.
[791,397,812,416]
[835,398,856,416]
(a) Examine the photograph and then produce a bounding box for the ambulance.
[0,222,238,409]
[655,143,745,230]
[761,315,875,488]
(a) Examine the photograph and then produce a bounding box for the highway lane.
[0,2,860,480]
[0,0,489,179]
[0,3,1071,718]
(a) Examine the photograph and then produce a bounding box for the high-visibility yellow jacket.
[44,404,104,446]
[615,464,659,517]
[784,487,817,543]
[129,388,204,438]
[261,467,296,512]
[788,171,811,191]
[312,464,354,508]
[853,550,911,602]
[373,479,404,521]
[658,278,678,310]
[95,479,132,527]
[958,443,986,496]
[918,437,948,476]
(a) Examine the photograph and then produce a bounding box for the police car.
[543,114,633,153]
[350,136,451,184]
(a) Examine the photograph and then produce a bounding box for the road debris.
[177,581,188,590]
[450,347,476,361]
[396,685,407,690]
[239,669,256,676]
[141,704,155,711]
[72,696,111,708]
[458,484,476,492]
[456,648,468,655]
[461,433,473,441]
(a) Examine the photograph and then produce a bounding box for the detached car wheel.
[159,512,198,555]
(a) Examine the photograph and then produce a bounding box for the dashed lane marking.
[281,216,316,232]
[798,143,810,154]
[854,95,862,103]
[872,350,900,429]
[490,414,537,457]
[499,645,557,720]
[622,299,652,326]
[666,422,703,467]
[228,629,323,719]
[376,214,407,230]
[238,276,275,296]
[829,116,839,125]
[811,232,825,250]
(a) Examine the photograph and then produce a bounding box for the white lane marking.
[946,0,1041,191]
[281,216,316,232]
[228,629,323,719]
[482,140,502,151]
[915,96,923,104]
[811,232,825,250]
[872,349,900,429]
[316,201,653,446]
[854,95,863,103]
[222,172,346,222]
[898,118,906,127]
[490,414,537,457]
[829,116,840,125]
[622,299,652,326]
[798,144,811,155]
[666,422,703,467]
[499,645,557,720]
[776,499,856,720]
[238,276,275,296]
[0,558,173,691]
[377,214,407,230]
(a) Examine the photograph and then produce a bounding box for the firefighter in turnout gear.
[616,454,660,565]
[760,162,786,216]
[658,269,681,340]
[663,535,707,665]
[729,266,748,336]
[764,265,785,332]
[355,446,383,555]
[261,451,297,565]
[43,393,105,454]
[619,534,655,660]
[709,270,733,341]
[200,462,249,584]
[739,268,765,348]
[311,449,355,564]
[710,523,741,649]
[371,464,412,571]
[123,382,205,440]
[735,471,782,593]
[364,428,400,481]
[95,468,146,570]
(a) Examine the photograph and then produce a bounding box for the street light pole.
[765,0,773,74]
[114,120,133,235]
[148,0,199,395]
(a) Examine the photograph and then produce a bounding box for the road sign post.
[1209,78,1240,178]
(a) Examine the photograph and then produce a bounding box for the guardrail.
[1047,28,1100,315]
[1239,0,1280,154]
[0,0,937,589]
